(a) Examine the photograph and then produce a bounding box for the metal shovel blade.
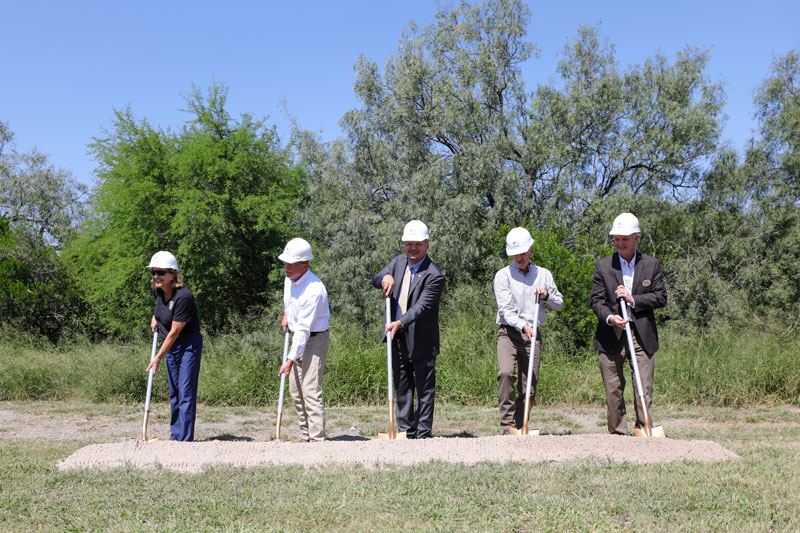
[508,427,540,436]
[633,425,666,438]
[378,431,408,440]
[512,398,541,437]
[633,394,666,438]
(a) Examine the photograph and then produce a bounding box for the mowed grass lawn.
[1,401,799,531]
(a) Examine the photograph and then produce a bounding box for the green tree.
[0,122,88,338]
[0,121,88,246]
[753,50,800,203]
[66,84,306,335]
[640,48,800,327]
[293,0,724,325]
[532,25,725,240]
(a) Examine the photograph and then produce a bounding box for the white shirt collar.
[291,269,312,286]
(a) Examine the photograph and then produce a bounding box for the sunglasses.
[150,269,170,276]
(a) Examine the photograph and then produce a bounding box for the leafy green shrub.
[65,84,306,336]
[0,220,87,341]
[529,227,608,352]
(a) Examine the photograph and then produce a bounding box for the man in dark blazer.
[590,213,667,435]
[372,220,445,439]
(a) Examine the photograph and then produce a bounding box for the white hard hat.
[505,227,534,256]
[278,238,313,263]
[402,220,429,242]
[609,213,641,236]
[147,251,178,271]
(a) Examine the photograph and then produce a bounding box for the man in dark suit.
[590,213,667,435]
[372,220,445,439]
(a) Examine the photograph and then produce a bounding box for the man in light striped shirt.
[493,227,563,435]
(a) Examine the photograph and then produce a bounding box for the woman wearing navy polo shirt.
[145,251,203,441]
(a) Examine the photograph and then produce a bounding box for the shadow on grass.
[328,435,370,442]
[204,434,255,442]
[436,431,477,438]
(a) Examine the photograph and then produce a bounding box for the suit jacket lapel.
[393,256,406,300]
[631,250,643,294]
[612,253,623,289]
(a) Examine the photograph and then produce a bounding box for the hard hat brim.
[278,253,312,263]
[506,244,532,256]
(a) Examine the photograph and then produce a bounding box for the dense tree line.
[64,85,306,335]
[292,0,798,343]
[1,0,797,345]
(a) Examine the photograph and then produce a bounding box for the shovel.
[141,330,160,442]
[379,297,406,440]
[275,330,291,441]
[619,298,666,438]
[510,293,540,436]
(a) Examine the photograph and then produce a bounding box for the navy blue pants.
[164,333,202,441]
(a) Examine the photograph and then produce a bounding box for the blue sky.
[2,1,797,187]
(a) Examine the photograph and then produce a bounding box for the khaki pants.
[598,329,655,435]
[289,330,329,441]
[497,325,542,430]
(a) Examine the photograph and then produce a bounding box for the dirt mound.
[58,434,738,473]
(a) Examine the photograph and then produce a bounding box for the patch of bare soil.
[58,434,737,473]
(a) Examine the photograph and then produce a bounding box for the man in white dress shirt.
[494,227,563,434]
[278,238,331,442]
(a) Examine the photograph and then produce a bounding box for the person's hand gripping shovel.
[379,297,406,440]
[274,330,291,441]
[510,293,541,436]
[619,298,666,438]
[140,331,160,442]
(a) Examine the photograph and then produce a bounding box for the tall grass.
[2,308,798,407]
[657,321,800,406]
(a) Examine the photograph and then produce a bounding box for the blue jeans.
[164,333,202,441]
